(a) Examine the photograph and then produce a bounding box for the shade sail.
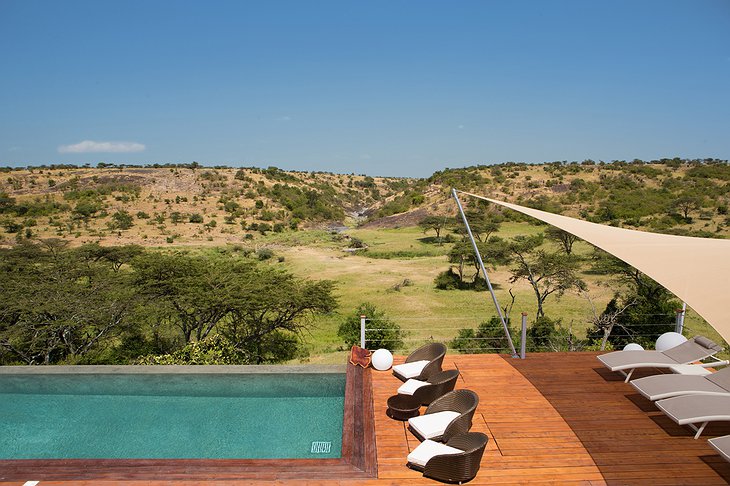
[460,191,730,345]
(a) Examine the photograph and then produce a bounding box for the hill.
[1,158,728,247]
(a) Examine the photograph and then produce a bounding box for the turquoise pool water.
[0,372,345,459]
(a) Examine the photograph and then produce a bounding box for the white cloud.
[58,140,146,154]
[276,115,292,121]
[457,124,465,130]
[359,153,372,160]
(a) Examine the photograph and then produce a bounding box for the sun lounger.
[393,342,446,382]
[631,366,730,401]
[407,432,488,484]
[397,369,460,405]
[597,336,723,382]
[708,435,730,462]
[408,389,478,442]
[655,394,730,439]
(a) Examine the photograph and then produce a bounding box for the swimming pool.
[0,365,345,460]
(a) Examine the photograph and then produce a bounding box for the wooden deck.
[2,352,730,485]
[371,352,730,485]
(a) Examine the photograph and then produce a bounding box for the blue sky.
[1,0,729,177]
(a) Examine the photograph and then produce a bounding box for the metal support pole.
[452,188,518,357]
[675,305,686,334]
[360,315,366,349]
[520,313,528,360]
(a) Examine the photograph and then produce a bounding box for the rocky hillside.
[1,158,728,246]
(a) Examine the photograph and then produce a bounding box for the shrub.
[136,335,242,365]
[434,269,461,290]
[338,302,404,351]
[257,248,274,260]
[109,210,134,230]
[450,317,517,354]
[527,316,560,351]
[189,213,204,223]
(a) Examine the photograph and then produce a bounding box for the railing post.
[520,313,528,359]
[675,307,685,334]
[360,315,366,349]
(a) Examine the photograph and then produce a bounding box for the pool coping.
[0,364,345,374]
[0,363,377,481]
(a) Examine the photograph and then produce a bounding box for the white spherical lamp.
[655,332,687,352]
[371,348,393,371]
[623,343,644,351]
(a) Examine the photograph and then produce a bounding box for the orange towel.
[349,345,372,367]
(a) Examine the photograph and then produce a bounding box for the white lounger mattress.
[393,360,430,379]
[408,410,460,440]
[407,439,462,467]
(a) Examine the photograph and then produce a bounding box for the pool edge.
[0,363,378,481]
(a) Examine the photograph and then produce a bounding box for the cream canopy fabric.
[460,191,730,344]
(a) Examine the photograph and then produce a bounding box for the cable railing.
[359,310,699,357]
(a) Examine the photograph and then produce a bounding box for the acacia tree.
[133,252,336,364]
[586,248,678,347]
[447,237,509,285]
[418,215,447,242]
[0,240,139,364]
[220,267,337,363]
[545,226,580,255]
[132,254,251,343]
[507,235,586,318]
[453,210,503,242]
[673,194,702,220]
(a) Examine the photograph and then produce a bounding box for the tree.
[418,215,447,242]
[77,243,144,272]
[673,194,702,220]
[586,249,678,347]
[446,237,510,286]
[545,226,579,255]
[220,267,337,363]
[132,253,255,344]
[507,235,586,318]
[133,253,337,364]
[459,210,503,242]
[338,303,404,351]
[0,240,139,364]
[109,210,134,230]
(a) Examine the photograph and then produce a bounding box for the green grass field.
[264,223,728,363]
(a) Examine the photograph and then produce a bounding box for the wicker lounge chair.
[597,336,723,382]
[407,432,488,484]
[655,394,730,439]
[393,342,447,382]
[408,389,478,442]
[709,435,730,462]
[631,366,730,401]
[397,369,460,405]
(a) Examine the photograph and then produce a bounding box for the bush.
[338,303,404,351]
[527,316,560,351]
[257,248,274,260]
[450,316,517,354]
[189,213,204,223]
[109,210,134,230]
[136,335,242,365]
[434,269,461,290]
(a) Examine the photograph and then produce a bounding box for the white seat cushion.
[407,439,463,467]
[393,360,430,379]
[397,379,429,396]
[408,410,461,439]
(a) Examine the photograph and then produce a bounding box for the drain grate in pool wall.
[310,441,332,454]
